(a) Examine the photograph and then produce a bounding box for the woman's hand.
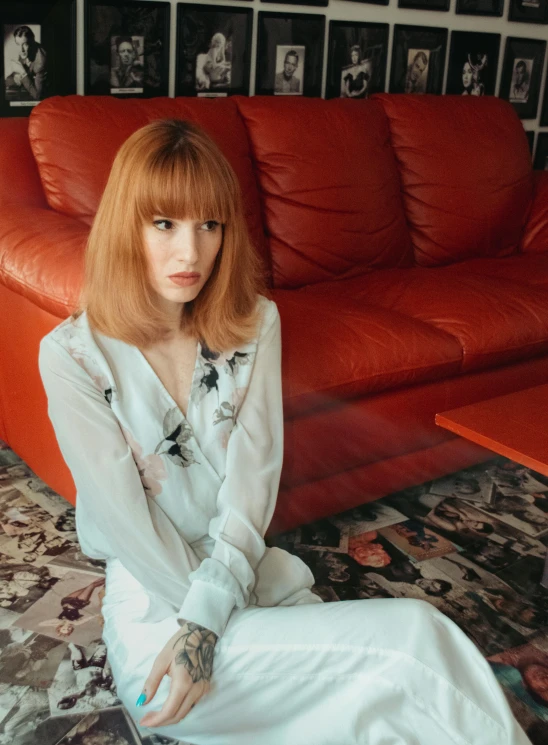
[138,620,218,728]
[10,60,27,76]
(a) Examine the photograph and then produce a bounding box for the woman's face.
[142,216,223,318]
[462,61,473,89]
[351,49,359,65]
[416,578,443,593]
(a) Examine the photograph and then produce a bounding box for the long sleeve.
[21,48,47,100]
[38,335,204,619]
[177,299,284,638]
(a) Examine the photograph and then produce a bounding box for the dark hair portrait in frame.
[508,0,548,23]
[326,21,388,100]
[390,24,448,95]
[176,4,252,97]
[533,132,548,170]
[84,0,169,97]
[445,31,500,96]
[456,0,503,16]
[1,0,76,117]
[255,11,325,97]
[499,36,546,120]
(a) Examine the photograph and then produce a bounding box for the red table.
[436,384,548,588]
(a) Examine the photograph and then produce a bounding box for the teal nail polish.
[136,693,146,707]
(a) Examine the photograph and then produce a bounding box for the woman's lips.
[168,274,200,287]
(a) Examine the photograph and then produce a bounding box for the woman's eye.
[202,220,220,231]
[153,219,173,231]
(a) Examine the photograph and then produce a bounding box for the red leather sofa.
[1,93,548,534]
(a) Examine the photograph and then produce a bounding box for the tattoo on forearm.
[173,621,218,683]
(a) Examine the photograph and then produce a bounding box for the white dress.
[38,295,532,745]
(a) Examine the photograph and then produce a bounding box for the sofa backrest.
[371,93,534,267]
[235,96,413,289]
[27,95,270,277]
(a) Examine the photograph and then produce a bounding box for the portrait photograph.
[176,4,252,97]
[508,0,548,23]
[84,0,169,97]
[533,132,548,170]
[325,20,389,99]
[499,37,546,119]
[0,0,76,117]
[445,30,500,96]
[274,44,305,95]
[456,0,503,15]
[256,11,325,97]
[389,25,448,95]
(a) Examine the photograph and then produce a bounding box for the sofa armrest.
[0,205,88,318]
[520,170,548,254]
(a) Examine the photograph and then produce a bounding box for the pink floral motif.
[219,430,231,450]
[121,426,168,499]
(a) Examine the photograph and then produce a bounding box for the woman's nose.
[175,229,199,264]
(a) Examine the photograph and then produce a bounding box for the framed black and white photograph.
[508,0,548,24]
[456,0,503,16]
[84,0,170,97]
[326,21,388,99]
[1,0,76,117]
[398,0,449,11]
[176,5,252,97]
[533,132,548,170]
[256,12,325,97]
[445,31,500,96]
[499,37,546,119]
[389,24,448,94]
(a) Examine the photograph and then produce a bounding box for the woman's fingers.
[140,676,191,728]
[150,680,209,727]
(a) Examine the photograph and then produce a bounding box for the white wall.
[74,0,548,136]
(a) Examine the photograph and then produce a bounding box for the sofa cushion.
[236,96,413,289]
[440,252,548,291]
[273,287,462,418]
[27,95,269,276]
[312,268,548,373]
[372,93,533,267]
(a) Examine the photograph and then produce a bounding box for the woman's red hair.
[71,118,267,351]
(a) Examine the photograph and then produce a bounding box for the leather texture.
[371,93,534,267]
[1,94,547,532]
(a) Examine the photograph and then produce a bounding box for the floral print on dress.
[121,426,168,499]
[213,387,248,428]
[52,319,118,405]
[154,407,199,468]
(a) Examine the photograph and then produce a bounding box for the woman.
[38,119,532,744]
[342,45,369,99]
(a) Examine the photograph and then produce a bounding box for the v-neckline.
[132,338,202,425]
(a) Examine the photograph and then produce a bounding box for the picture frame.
[445,31,500,96]
[533,132,548,169]
[525,129,535,157]
[176,4,253,97]
[325,20,388,100]
[1,0,76,117]
[255,11,325,97]
[398,0,449,11]
[261,0,328,8]
[343,0,389,6]
[389,24,448,95]
[84,0,170,97]
[456,0,503,16]
[508,0,548,24]
[499,36,546,120]
[540,71,548,125]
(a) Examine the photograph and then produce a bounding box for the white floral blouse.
[38,295,321,639]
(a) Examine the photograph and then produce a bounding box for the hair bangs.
[135,146,234,227]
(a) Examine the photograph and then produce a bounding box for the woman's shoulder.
[255,295,280,337]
